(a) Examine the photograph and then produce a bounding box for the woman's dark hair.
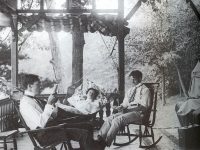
[22,74,40,89]
[86,88,99,98]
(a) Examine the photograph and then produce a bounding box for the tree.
[45,0,65,93]
[107,0,200,103]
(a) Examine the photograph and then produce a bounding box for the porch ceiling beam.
[17,9,118,14]
[125,0,142,20]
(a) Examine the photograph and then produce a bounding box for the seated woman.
[58,88,106,115]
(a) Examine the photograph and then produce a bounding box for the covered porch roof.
[0,0,147,96]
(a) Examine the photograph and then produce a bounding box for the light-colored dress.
[68,97,105,114]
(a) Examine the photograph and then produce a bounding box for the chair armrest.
[20,115,82,134]
[20,123,70,134]
[21,116,96,135]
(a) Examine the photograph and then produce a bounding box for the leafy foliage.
[110,0,200,97]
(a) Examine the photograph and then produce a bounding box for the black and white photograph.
[0,0,200,149]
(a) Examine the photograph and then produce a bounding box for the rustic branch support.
[186,0,200,21]
[118,0,125,99]
[10,14,18,91]
[72,30,85,88]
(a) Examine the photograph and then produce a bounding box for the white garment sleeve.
[20,102,55,129]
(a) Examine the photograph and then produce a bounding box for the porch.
[1,95,184,150]
[13,128,180,150]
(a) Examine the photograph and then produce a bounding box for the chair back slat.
[143,83,159,126]
[151,87,158,126]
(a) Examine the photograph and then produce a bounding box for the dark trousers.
[36,123,94,150]
[35,108,95,150]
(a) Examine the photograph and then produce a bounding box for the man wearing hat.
[97,70,151,148]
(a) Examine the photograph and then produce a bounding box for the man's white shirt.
[20,90,57,129]
[121,83,151,108]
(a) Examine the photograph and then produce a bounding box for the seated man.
[20,74,103,150]
[96,70,151,148]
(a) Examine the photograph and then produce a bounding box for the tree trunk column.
[11,14,18,91]
[48,32,64,93]
[118,0,125,100]
[72,31,85,88]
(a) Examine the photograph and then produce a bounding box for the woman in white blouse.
[67,88,105,115]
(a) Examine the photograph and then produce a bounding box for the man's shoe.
[93,140,106,150]
[97,135,108,148]
[97,135,104,142]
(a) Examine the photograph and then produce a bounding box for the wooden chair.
[0,98,18,150]
[12,99,75,150]
[113,83,162,148]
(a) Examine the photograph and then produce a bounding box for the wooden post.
[118,0,125,100]
[70,0,85,88]
[11,14,18,90]
[72,30,85,88]
[40,0,44,10]
[66,0,70,10]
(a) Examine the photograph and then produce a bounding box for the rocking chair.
[113,83,162,148]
